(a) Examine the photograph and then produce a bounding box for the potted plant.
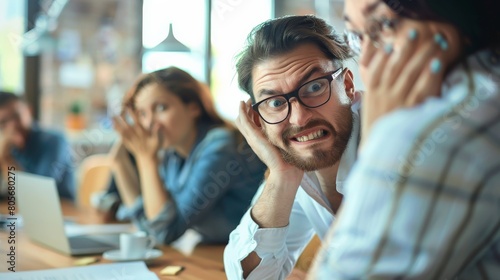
[66,101,86,130]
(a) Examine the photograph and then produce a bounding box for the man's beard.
[264,108,353,172]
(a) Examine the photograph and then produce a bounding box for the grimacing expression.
[134,83,200,151]
[252,43,355,171]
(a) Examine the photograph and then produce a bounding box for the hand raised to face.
[112,108,163,162]
[0,124,25,160]
[235,99,303,181]
[358,24,450,143]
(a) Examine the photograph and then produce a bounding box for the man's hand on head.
[235,99,304,183]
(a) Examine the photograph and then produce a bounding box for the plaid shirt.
[311,48,500,279]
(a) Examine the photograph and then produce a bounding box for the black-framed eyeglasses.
[252,67,344,125]
[344,17,400,56]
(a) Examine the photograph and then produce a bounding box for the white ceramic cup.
[120,231,156,259]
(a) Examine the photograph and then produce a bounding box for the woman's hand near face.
[0,126,15,160]
[112,109,162,162]
[360,25,447,145]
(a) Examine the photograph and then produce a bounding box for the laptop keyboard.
[69,236,117,250]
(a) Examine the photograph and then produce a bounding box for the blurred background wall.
[0,0,361,165]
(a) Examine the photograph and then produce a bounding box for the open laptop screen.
[16,172,128,255]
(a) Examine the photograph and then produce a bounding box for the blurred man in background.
[0,91,75,200]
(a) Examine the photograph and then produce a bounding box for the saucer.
[102,249,163,262]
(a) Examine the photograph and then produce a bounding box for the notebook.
[16,172,129,256]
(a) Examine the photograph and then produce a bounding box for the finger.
[126,108,142,130]
[383,28,420,85]
[242,99,258,125]
[392,39,440,98]
[112,115,129,134]
[246,101,263,130]
[120,103,132,117]
[236,101,263,142]
[359,38,377,69]
[126,107,149,138]
[235,101,253,133]
[246,99,262,128]
[113,116,139,145]
[405,57,445,106]
[365,44,393,89]
[236,102,271,158]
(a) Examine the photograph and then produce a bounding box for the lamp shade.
[149,23,190,52]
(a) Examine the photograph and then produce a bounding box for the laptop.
[16,172,128,256]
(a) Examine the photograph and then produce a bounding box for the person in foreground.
[309,0,500,279]
[223,15,361,279]
[0,91,75,200]
[110,67,266,245]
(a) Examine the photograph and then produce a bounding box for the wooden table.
[0,201,308,279]
[0,200,227,279]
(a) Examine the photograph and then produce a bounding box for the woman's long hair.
[123,67,226,127]
[383,0,500,56]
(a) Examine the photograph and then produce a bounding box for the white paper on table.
[0,261,158,280]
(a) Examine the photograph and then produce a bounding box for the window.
[210,0,273,121]
[0,0,25,93]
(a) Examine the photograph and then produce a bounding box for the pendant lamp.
[149,23,190,52]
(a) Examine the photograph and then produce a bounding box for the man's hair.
[0,91,22,109]
[236,15,353,101]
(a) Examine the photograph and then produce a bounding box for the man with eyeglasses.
[223,15,360,280]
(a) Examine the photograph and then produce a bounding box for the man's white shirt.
[223,100,361,280]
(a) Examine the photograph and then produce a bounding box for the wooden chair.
[76,154,112,207]
[295,234,321,273]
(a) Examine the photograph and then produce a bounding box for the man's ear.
[248,97,262,128]
[343,69,355,101]
[253,112,262,128]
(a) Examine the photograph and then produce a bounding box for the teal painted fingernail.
[408,29,418,41]
[434,34,444,43]
[431,58,442,73]
[384,44,393,54]
[440,40,449,51]
[434,33,448,50]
